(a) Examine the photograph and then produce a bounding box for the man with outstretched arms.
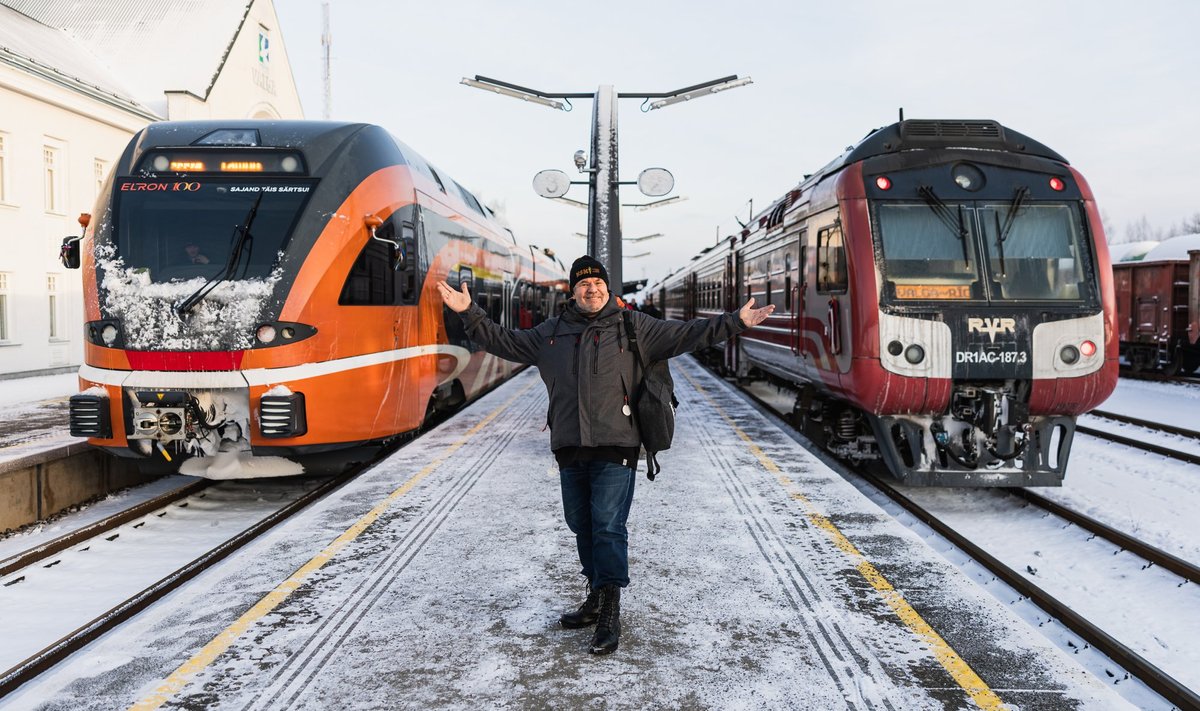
[437,255,773,655]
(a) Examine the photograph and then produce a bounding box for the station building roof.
[1,0,258,116]
[0,3,154,117]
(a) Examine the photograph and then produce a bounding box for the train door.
[729,250,746,375]
[816,221,848,374]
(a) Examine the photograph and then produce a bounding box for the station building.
[0,0,304,378]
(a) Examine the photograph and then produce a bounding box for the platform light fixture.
[461,77,568,111]
[647,76,754,111]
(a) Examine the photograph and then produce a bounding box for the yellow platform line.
[681,368,1008,711]
[129,379,536,711]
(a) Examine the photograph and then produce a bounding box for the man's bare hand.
[436,280,472,313]
[739,298,775,327]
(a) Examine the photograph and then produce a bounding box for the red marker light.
[1080,340,1097,357]
[1049,176,1065,191]
[875,176,892,191]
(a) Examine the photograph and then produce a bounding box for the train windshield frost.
[875,201,1094,304]
[112,178,315,283]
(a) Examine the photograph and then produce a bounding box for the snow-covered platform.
[7,358,1131,710]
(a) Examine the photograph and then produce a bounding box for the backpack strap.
[622,311,660,480]
[621,310,647,370]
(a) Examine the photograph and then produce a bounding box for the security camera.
[573,150,587,172]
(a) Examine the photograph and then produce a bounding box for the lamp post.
[463,74,751,293]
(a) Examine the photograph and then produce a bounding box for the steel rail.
[1087,409,1200,440]
[0,366,519,699]
[0,469,356,699]
[856,467,1200,711]
[722,371,1200,709]
[0,479,211,578]
[1075,424,1200,466]
[1011,488,1200,585]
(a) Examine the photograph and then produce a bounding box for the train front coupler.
[126,389,238,461]
[870,383,1075,486]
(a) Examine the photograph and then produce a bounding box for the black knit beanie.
[569,255,609,290]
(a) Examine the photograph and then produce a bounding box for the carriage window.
[817,225,847,294]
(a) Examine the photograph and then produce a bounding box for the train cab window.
[875,205,981,300]
[339,225,396,306]
[817,225,848,294]
[979,203,1090,301]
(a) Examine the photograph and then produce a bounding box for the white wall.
[0,64,148,376]
[0,0,304,377]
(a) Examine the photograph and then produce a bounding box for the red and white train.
[650,119,1117,486]
[63,120,567,477]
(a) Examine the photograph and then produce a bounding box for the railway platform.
[5,358,1130,710]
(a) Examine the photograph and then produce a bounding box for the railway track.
[1080,409,1200,466]
[725,373,1200,709]
[0,368,497,701]
[0,469,358,698]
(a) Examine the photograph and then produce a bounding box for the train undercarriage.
[790,381,1074,487]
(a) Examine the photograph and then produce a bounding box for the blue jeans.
[559,460,636,588]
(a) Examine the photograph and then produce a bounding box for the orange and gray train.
[64,120,567,476]
[650,119,1118,486]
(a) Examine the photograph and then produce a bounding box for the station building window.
[94,158,108,201]
[43,142,66,215]
[0,272,10,341]
[47,273,62,340]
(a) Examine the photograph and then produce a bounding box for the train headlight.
[951,163,985,192]
[887,340,903,356]
[101,324,119,346]
[875,176,892,191]
[281,155,300,172]
[1060,345,1080,364]
[256,325,277,344]
[1080,340,1097,357]
[1049,177,1065,192]
[904,344,925,364]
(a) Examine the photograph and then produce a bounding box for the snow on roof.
[1108,240,1160,262]
[1140,233,1200,262]
[0,4,151,114]
[2,0,253,112]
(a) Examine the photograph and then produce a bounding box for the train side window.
[429,167,448,194]
[339,224,395,306]
[817,225,848,294]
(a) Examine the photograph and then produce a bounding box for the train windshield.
[977,203,1089,300]
[111,178,316,283]
[875,201,1094,303]
[875,204,984,300]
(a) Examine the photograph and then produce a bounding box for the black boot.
[589,585,621,655]
[559,581,601,629]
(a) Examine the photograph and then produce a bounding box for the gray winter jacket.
[460,296,745,451]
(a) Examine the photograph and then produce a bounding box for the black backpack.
[622,311,678,480]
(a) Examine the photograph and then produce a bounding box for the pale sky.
[274,0,1200,285]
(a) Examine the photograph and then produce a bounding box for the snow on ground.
[0,475,199,562]
[1,363,1129,710]
[0,373,77,407]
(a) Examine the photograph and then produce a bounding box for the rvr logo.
[967,317,1016,343]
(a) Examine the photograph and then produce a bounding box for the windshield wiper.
[175,191,264,318]
[993,211,1007,277]
[918,185,970,266]
[997,186,1030,245]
